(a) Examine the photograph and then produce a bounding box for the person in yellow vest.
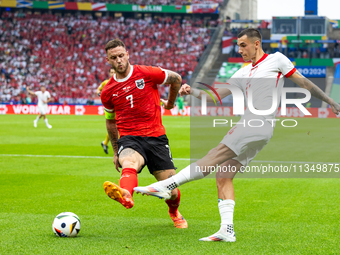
[97,68,115,154]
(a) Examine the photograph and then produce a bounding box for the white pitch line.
[0,154,190,161]
[0,154,338,164]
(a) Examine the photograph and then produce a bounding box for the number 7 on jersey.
[126,95,133,108]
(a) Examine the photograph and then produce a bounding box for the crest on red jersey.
[135,79,145,89]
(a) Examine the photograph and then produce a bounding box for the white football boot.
[199,231,236,242]
[134,183,171,200]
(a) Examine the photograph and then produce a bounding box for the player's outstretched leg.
[166,189,188,228]
[134,163,204,199]
[135,144,236,198]
[103,181,134,209]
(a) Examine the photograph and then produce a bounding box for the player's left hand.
[161,99,175,110]
[330,100,340,116]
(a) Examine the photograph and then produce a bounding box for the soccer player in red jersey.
[100,39,187,228]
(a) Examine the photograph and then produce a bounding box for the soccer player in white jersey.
[134,28,340,242]
[26,85,52,129]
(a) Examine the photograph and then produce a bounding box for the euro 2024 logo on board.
[75,105,86,115]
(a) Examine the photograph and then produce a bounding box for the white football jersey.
[227,52,296,119]
[35,91,51,106]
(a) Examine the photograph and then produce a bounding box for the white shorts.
[220,117,274,167]
[38,104,48,115]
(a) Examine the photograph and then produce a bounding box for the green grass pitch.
[0,114,340,254]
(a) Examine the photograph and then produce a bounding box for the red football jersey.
[101,65,168,137]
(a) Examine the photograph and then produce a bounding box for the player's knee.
[120,156,141,169]
[120,158,138,169]
[207,144,234,160]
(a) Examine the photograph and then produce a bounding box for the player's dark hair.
[238,28,262,43]
[109,67,115,72]
[105,39,126,53]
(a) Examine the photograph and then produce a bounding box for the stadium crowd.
[33,0,224,5]
[225,26,340,59]
[0,11,214,104]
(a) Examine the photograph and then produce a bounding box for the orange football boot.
[169,210,188,228]
[103,181,134,209]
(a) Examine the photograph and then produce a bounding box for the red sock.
[166,189,181,214]
[120,168,138,196]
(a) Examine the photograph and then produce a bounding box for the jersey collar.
[114,65,134,82]
[252,53,268,67]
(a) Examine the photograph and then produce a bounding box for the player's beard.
[114,62,130,74]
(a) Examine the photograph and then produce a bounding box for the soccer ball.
[52,212,81,237]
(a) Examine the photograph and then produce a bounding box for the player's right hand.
[161,99,175,110]
[113,154,120,173]
[179,84,191,96]
[330,100,340,116]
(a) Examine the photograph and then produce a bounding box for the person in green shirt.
[176,95,184,116]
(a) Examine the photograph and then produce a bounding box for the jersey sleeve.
[47,92,51,98]
[143,66,168,86]
[276,52,296,77]
[100,89,114,113]
[34,91,41,96]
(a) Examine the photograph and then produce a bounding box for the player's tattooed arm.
[289,70,340,115]
[162,70,182,110]
[106,118,119,154]
[290,70,330,102]
[106,117,121,171]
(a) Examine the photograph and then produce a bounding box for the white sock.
[156,163,205,190]
[44,118,49,125]
[173,163,205,186]
[218,199,235,234]
[35,116,40,121]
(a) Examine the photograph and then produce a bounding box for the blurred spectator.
[0,11,214,104]
[30,0,224,5]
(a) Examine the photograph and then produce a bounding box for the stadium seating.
[23,0,224,5]
[0,12,214,104]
